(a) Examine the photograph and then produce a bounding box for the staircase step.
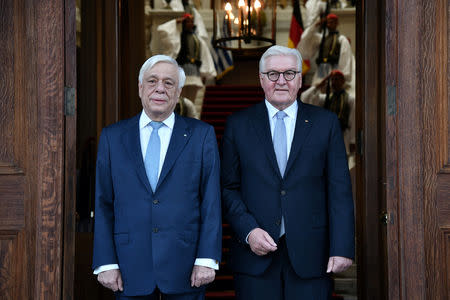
[203,96,261,102]
[202,104,252,112]
[201,111,234,118]
[337,295,358,300]
[203,119,227,125]
[205,290,235,299]
[333,263,357,278]
[334,278,357,295]
[205,85,263,91]
[204,90,263,96]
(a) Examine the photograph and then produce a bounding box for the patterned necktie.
[273,111,287,177]
[145,122,163,192]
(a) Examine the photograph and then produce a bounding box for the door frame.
[355,0,387,298]
[64,0,396,299]
[62,0,77,299]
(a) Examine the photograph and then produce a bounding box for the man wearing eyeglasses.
[221,45,354,299]
[92,54,222,299]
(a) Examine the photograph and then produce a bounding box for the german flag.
[288,0,310,74]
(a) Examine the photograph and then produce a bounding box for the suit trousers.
[234,236,332,300]
[116,288,204,300]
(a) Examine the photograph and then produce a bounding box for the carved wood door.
[0,0,76,299]
[383,0,450,299]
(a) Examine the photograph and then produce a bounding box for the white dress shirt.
[94,111,218,275]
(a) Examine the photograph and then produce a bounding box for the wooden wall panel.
[446,232,450,298]
[0,1,29,299]
[0,176,24,231]
[0,237,15,299]
[0,0,14,163]
[437,174,450,227]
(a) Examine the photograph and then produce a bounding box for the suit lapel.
[250,102,283,180]
[121,115,153,193]
[285,101,313,176]
[157,114,191,189]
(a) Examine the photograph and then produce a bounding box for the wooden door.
[357,0,450,299]
[383,0,450,299]
[0,0,75,298]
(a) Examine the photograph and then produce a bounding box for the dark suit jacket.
[221,100,354,278]
[92,113,222,296]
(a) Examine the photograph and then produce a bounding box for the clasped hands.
[247,228,352,273]
[97,265,215,292]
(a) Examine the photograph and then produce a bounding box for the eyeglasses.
[261,70,301,82]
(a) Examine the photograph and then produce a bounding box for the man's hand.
[97,269,123,292]
[248,228,277,256]
[326,256,353,273]
[190,265,215,287]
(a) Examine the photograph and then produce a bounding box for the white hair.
[138,55,186,88]
[259,45,303,72]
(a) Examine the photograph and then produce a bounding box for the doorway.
[72,1,385,299]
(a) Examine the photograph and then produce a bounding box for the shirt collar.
[264,100,298,119]
[139,110,175,130]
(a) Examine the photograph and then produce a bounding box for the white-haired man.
[222,45,354,299]
[92,54,222,300]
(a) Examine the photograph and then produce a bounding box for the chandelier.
[212,0,277,53]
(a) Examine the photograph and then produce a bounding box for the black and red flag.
[288,0,310,74]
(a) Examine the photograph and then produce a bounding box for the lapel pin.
[305,120,309,123]
[183,133,187,137]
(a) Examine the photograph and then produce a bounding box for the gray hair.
[138,55,186,89]
[259,45,303,73]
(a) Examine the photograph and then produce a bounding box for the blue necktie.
[273,111,287,177]
[145,122,163,192]
[273,111,287,237]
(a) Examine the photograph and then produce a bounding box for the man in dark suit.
[92,55,222,300]
[221,45,354,299]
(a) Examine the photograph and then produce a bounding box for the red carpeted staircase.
[201,85,265,145]
[205,223,235,299]
[202,85,263,300]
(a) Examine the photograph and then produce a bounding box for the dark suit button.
[153,199,159,204]
[280,190,286,196]
[276,220,281,226]
[153,227,159,233]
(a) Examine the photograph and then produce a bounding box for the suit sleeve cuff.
[93,264,120,275]
[194,258,219,270]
